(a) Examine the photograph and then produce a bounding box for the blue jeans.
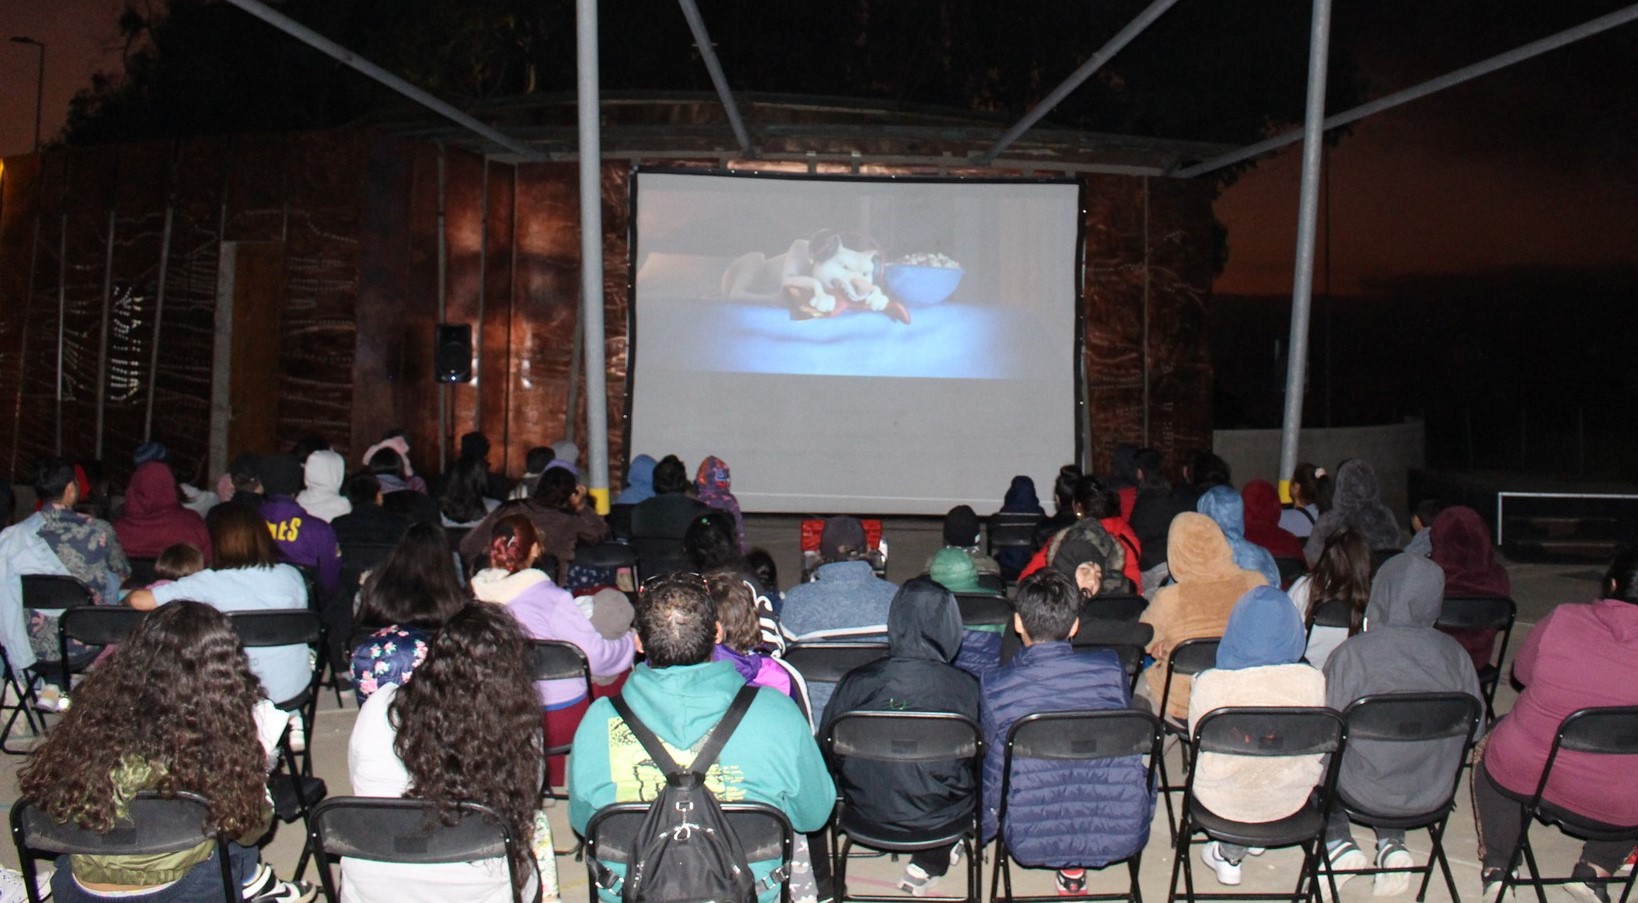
[52,841,258,903]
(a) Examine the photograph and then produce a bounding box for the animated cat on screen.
[720,229,912,324]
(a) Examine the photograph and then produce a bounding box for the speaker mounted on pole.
[435,323,473,383]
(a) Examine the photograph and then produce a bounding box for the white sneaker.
[34,685,65,713]
[0,866,50,902]
[1320,841,1368,900]
[1373,841,1414,896]
[286,713,306,754]
[1202,842,1243,886]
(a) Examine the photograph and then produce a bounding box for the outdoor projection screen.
[627,170,1083,515]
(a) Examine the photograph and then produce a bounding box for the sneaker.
[1565,862,1612,903]
[1202,841,1243,886]
[1373,840,1414,896]
[1320,840,1368,900]
[1055,868,1087,897]
[1481,868,1511,901]
[897,847,961,898]
[34,685,65,713]
[242,863,316,903]
[286,713,306,754]
[0,865,51,902]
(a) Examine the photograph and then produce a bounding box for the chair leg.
[1615,867,1637,903]
[1517,833,1549,903]
[1423,819,1457,903]
[1159,752,1178,845]
[1168,817,1192,903]
[990,837,1006,903]
[834,836,851,903]
[1129,853,1145,903]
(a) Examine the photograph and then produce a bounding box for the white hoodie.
[296,449,352,523]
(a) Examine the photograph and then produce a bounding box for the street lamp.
[9,36,45,152]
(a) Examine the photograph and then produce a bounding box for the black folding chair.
[630,536,691,584]
[20,575,96,703]
[569,542,639,593]
[0,642,41,754]
[1168,707,1347,903]
[783,641,891,686]
[1087,595,1148,623]
[308,797,537,903]
[1330,693,1482,902]
[584,801,795,903]
[1156,637,1223,842]
[57,605,146,691]
[988,513,1044,559]
[1435,596,1516,724]
[1494,706,1638,903]
[825,711,985,903]
[1304,599,1353,646]
[1000,597,1152,673]
[1273,557,1307,590]
[991,710,1163,902]
[529,639,592,800]
[955,592,1012,631]
[11,791,237,903]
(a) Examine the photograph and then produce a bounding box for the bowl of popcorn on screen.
[884,252,964,305]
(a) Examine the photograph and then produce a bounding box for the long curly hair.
[18,601,269,837]
[391,604,543,889]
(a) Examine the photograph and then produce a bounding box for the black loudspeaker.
[435,324,473,383]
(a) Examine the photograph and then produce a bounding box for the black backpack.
[606,684,766,903]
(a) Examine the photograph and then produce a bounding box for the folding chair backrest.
[20,575,94,611]
[1169,637,1221,677]
[585,801,793,873]
[1342,693,1481,746]
[1555,706,1638,756]
[573,542,638,571]
[1006,709,1162,762]
[986,513,1041,555]
[1275,556,1307,588]
[12,791,226,859]
[954,593,1011,630]
[1083,594,1147,623]
[1308,598,1353,631]
[1194,706,1344,758]
[229,610,323,648]
[310,796,517,866]
[826,711,982,763]
[783,642,889,684]
[528,640,593,695]
[59,606,147,648]
[1435,596,1515,632]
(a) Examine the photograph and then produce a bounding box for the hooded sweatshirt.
[1141,513,1267,719]
[296,450,351,523]
[820,578,981,834]
[569,659,834,903]
[1304,460,1402,565]
[1197,486,1282,588]
[1482,596,1638,826]
[1188,585,1326,823]
[470,567,634,706]
[113,461,215,562]
[1429,505,1512,672]
[1240,480,1305,562]
[695,455,747,553]
[613,454,657,506]
[1323,554,1482,817]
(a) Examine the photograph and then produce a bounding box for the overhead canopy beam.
[981,0,1183,164]
[220,0,545,161]
[1175,2,1638,178]
[676,0,755,157]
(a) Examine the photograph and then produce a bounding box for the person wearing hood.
[257,453,342,595]
[1428,505,1512,673]
[570,574,833,903]
[821,577,980,898]
[994,476,1046,581]
[1304,459,1402,566]
[295,449,351,523]
[1321,553,1484,896]
[1470,548,1638,900]
[1140,513,1267,720]
[114,459,215,562]
[1197,485,1282,588]
[694,455,747,553]
[930,546,1006,682]
[1240,479,1305,563]
[613,453,657,506]
[1188,585,1327,887]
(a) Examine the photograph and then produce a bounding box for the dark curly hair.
[391,604,543,890]
[18,601,269,837]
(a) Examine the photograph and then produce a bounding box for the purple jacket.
[712,644,794,699]
[504,579,635,708]
[261,496,341,592]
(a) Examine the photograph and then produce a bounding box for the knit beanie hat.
[928,547,981,593]
[942,505,982,547]
[133,442,169,467]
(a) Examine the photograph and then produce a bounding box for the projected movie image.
[634,173,1080,379]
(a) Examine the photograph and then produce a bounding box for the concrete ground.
[0,514,1617,901]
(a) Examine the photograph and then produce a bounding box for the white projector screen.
[626,170,1083,515]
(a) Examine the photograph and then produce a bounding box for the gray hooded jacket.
[1322,553,1483,816]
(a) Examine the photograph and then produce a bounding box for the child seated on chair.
[979,570,1152,897]
[1187,585,1326,887]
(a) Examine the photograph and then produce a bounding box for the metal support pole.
[577,0,611,513]
[1276,0,1333,493]
[675,0,754,157]
[219,0,543,161]
[142,205,174,442]
[981,0,1182,164]
[1176,2,1638,178]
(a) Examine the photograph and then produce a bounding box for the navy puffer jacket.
[980,642,1153,867]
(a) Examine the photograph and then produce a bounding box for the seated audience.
[361,432,428,494]
[821,578,980,897]
[629,454,709,546]
[1141,513,1266,720]
[1128,448,1194,578]
[1304,459,1402,566]
[1287,527,1372,670]
[438,456,500,528]
[695,455,748,552]
[923,504,1001,577]
[1470,548,1638,899]
[980,571,1151,896]
[350,522,469,703]
[686,511,778,622]
[1322,553,1483,896]
[780,515,897,638]
[366,445,439,524]
[613,453,657,506]
[151,542,205,584]
[459,467,609,583]
[1402,497,1447,558]
[994,475,1046,581]
[446,430,513,502]
[1189,585,1327,887]
[1033,465,1083,550]
[508,445,555,501]
[745,547,783,614]
[295,449,350,523]
[1279,462,1324,538]
[128,505,311,708]
[705,569,794,699]
[471,514,634,786]
[347,604,548,903]
[257,453,342,596]
[114,459,214,562]
[570,573,833,903]
[929,546,1005,681]
[18,601,313,903]
[331,475,410,550]
[1022,511,1132,596]
[1240,478,1305,563]
[1428,505,1511,673]
[1197,485,1282,588]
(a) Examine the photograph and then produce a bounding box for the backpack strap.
[609,683,760,778]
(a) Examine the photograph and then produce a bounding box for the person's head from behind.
[819,514,869,564]
[439,456,490,524]
[1187,451,1231,490]
[523,446,554,476]
[358,522,467,629]
[1412,497,1446,534]
[745,547,779,593]
[211,503,281,569]
[486,513,541,575]
[1216,585,1306,670]
[1312,526,1372,633]
[1071,474,1116,520]
[704,569,761,653]
[290,434,329,464]
[18,600,267,835]
[1289,462,1322,507]
[942,505,982,548]
[928,546,982,594]
[368,447,406,480]
[390,603,540,892]
[1604,546,1638,604]
[344,473,382,510]
[458,431,491,465]
[635,573,719,668]
[257,453,304,499]
[1052,464,1083,513]
[685,511,741,571]
[651,454,690,495]
[1133,447,1167,490]
[531,466,579,513]
[32,457,78,507]
[1013,570,1080,645]
[155,542,206,581]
